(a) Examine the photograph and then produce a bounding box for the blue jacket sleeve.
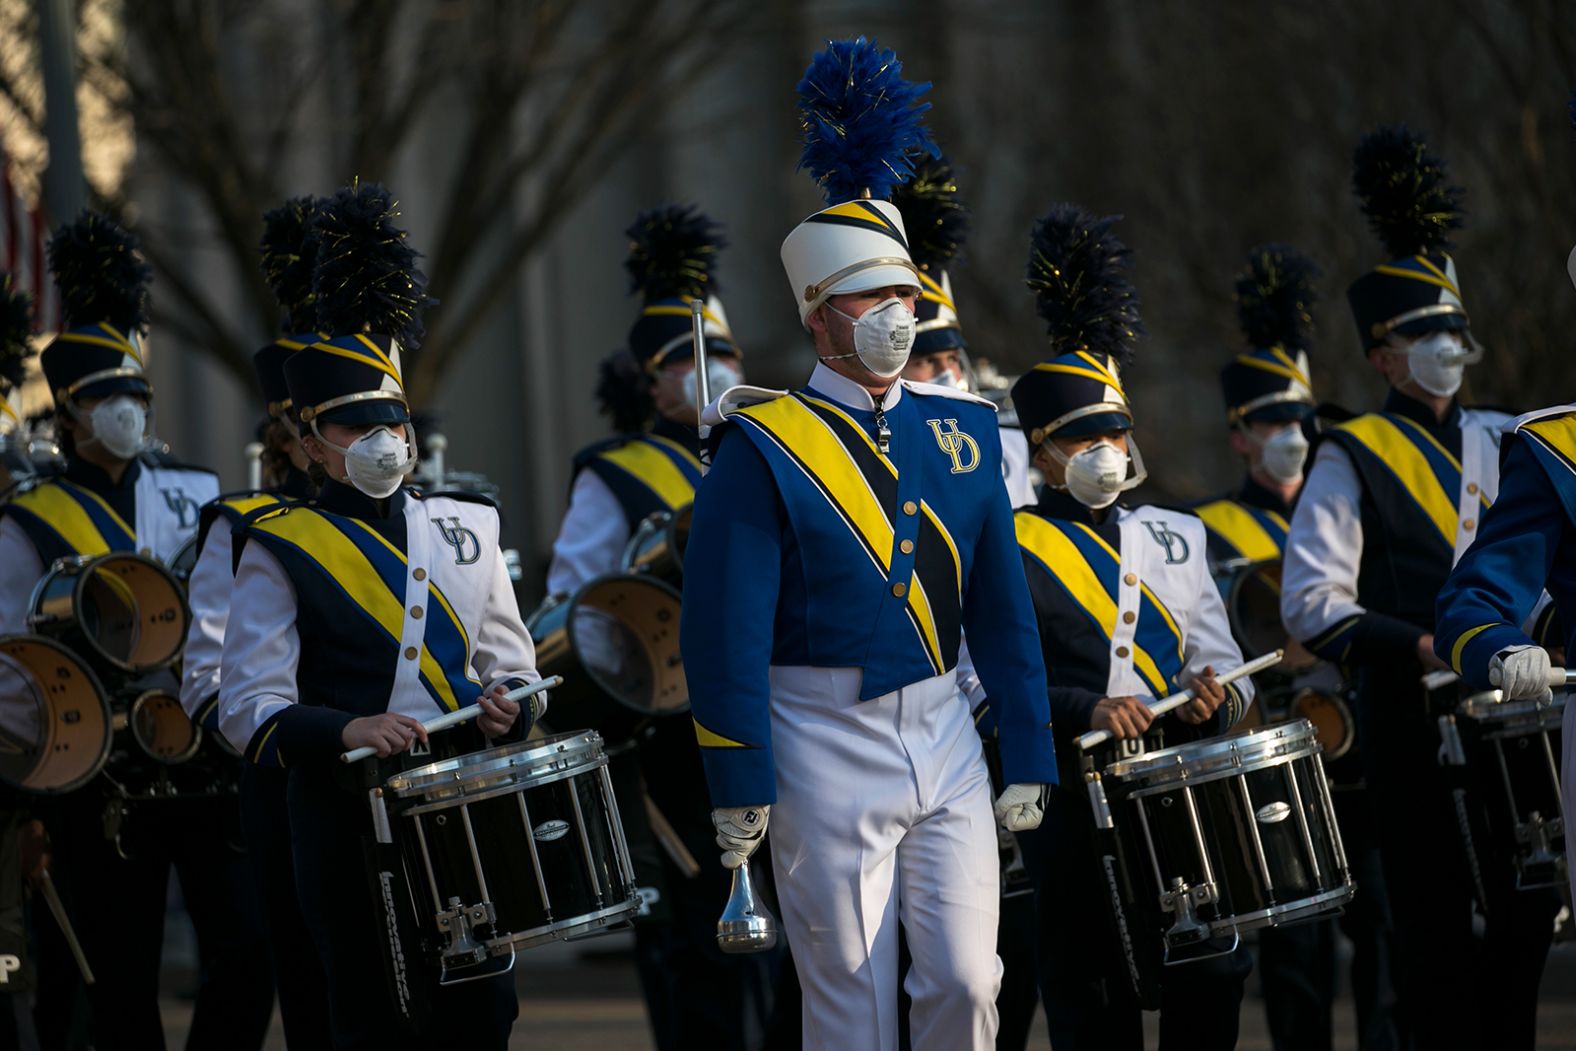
[960,440,1059,788]
[680,427,785,807]
[1435,437,1564,690]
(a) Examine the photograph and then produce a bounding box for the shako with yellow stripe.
[1345,125,1471,351]
[40,211,152,403]
[778,37,934,326]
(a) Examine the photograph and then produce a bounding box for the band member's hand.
[1283,636,1317,671]
[1490,646,1554,701]
[993,784,1045,832]
[712,805,770,869]
[476,686,521,738]
[341,713,429,758]
[1177,667,1226,725]
[18,820,49,886]
[1416,634,1449,672]
[1091,696,1154,739]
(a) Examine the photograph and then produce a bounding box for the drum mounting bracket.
[436,896,496,965]
[1158,877,1217,948]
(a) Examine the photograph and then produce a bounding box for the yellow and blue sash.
[1520,412,1576,528]
[1195,499,1288,564]
[1332,413,1486,550]
[6,478,136,557]
[593,433,703,513]
[731,392,963,678]
[250,508,482,717]
[1015,511,1185,699]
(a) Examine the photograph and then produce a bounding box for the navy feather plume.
[0,272,34,394]
[1024,204,1143,366]
[1351,125,1464,258]
[795,37,940,203]
[260,196,324,334]
[312,182,432,349]
[624,205,726,301]
[1234,244,1320,353]
[47,211,151,333]
[889,153,969,271]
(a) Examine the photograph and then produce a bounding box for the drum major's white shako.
[780,198,920,328]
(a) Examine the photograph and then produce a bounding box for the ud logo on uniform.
[1144,521,1190,565]
[162,488,199,529]
[926,418,980,475]
[432,517,480,565]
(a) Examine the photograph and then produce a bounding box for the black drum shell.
[1455,692,1566,887]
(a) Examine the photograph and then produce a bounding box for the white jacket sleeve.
[217,540,301,757]
[179,525,233,723]
[1281,442,1366,653]
[545,469,631,597]
[0,519,43,635]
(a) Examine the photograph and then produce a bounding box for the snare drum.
[1452,690,1566,890]
[1102,719,1354,963]
[0,634,112,793]
[28,553,190,675]
[381,732,640,980]
[619,505,692,586]
[526,574,687,743]
[123,689,201,765]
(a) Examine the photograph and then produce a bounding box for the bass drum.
[0,634,112,793]
[619,505,692,587]
[28,553,190,675]
[526,574,688,744]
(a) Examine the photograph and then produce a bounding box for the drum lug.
[1085,771,1114,830]
[1436,715,1467,767]
[368,788,393,845]
[1158,877,1218,948]
[435,896,496,965]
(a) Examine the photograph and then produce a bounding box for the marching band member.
[179,197,329,1046]
[1201,246,1403,1051]
[217,183,539,1051]
[1005,205,1252,1050]
[892,154,1036,511]
[1280,126,1555,1049]
[0,214,270,1050]
[545,205,741,597]
[544,207,779,1051]
[681,39,1056,1051]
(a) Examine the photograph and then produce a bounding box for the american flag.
[1,141,61,335]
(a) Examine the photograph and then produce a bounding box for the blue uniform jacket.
[680,376,1058,807]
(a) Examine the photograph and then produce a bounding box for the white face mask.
[1402,331,1477,398]
[823,297,917,379]
[681,358,742,410]
[318,425,415,498]
[1047,437,1147,509]
[1252,424,1309,485]
[82,395,148,460]
[927,367,967,391]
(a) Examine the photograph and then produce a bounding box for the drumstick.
[1076,650,1284,751]
[38,869,94,985]
[1547,667,1576,688]
[339,675,562,763]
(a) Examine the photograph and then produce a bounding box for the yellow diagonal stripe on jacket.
[1334,415,1460,547]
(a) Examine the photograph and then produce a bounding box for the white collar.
[808,362,903,412]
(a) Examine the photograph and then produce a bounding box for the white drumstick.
[1077,650,1284,751]
[339,675,561,763]
[1420,669,1460,691]
[1549,667,1576,688]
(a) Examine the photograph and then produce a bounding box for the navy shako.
[890,154,968,357]
[682,38,1055,1051]
[39,212,152,404]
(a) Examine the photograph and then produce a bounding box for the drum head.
[568,576,687,715]
[130,690,199,763]
[78,555,189,671]
[0,634,111,792]
[1227,560,1286,660]
[1106,718,1321,791]
[1291,689,1355,759]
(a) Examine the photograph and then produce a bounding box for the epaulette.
[702,385,789,428]
[411,487,500,511]
[1509,404,1576,435]
[900,379,997,410]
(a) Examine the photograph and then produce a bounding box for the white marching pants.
[766,666,1002,1051]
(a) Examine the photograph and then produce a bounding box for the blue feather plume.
[1025,204,1143,367]
[795,37,939,204]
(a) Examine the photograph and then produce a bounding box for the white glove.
[993,783,1045,832]
[1489,646,1554,701]
[712,805,770,869]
